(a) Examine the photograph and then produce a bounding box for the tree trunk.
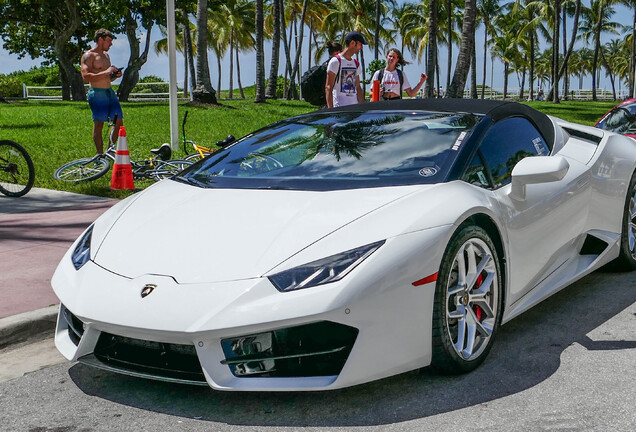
[481,23,488,99]
[592,2,604,101]
[237,45,245,99]
[446,0,476,98]
[520,63,526,101]
[425,0,437,98]
[529,32,535,101]
[551,0,560,104]
[280,0,294,99]
[375,0,381,60]
[632,10,636,97]
[229,32,235,99]
[192,0,218,104]
[503,63,509,100]
[285,0,309,100]
[54,0,84,101]
[59,64,71,101]
[265,0,281,99]
[183,9,196,96]
[118,10,152,102]
[255,0,266,103]
[446,0,452,89]
[217,54,222,96]
[470,40,477,99]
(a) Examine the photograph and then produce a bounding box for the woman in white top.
[371,48,427,100]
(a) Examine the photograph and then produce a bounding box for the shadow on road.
[68,270,636,426]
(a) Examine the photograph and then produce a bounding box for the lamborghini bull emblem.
[141,284,157,298]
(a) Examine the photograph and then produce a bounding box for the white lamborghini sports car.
[53,99,636,391]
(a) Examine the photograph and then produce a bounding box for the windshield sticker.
[477,171,488,186]
[419,167,438,177]
[452,131,468,151]
[532,137,546,155]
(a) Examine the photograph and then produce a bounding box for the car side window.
[477,117,548,188]
[461,153,492,188]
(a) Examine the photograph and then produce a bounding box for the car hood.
[93,180,422,283]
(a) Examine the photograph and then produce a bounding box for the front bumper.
[53,229,446,391]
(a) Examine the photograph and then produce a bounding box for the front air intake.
[221,321,359,378]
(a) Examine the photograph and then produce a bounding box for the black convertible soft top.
[325,98,556,150]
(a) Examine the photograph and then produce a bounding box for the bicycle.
[181,111,235,162]
[0,140,35,197]
[54,119,193,183]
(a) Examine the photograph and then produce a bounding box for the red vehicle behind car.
[595,98,636,138]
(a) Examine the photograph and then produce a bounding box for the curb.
[0,305,58,350]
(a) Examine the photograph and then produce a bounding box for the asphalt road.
[1,270,635,432]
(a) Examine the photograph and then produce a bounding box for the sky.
[1,4,634,95]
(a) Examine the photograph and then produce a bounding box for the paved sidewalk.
[0,188,117,347]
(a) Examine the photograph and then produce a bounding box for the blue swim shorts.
[87,87,123,123]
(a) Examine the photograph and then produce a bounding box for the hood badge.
[141,284,157,298]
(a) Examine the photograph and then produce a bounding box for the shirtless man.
[81,29,123,154]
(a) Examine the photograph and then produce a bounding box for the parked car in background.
[595,98,636,138]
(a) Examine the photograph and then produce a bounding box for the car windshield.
[177,110,481,190]
[596,103,636,134]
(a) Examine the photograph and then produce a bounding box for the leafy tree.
[0,0,115,101]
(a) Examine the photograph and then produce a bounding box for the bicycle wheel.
[184,152,211,162]
[151,159,194,181]
[54,157,110,182]
[0,140,35,197]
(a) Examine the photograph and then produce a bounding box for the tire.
[0,140,35,197]
[149,159,193,181]
[431,225,503,374]
[607,172,636,271]
[54,157,110,182]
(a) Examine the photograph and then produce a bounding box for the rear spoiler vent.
[563,127,602,145]
[579,234,609,255]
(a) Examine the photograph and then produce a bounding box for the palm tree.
[266,0,282,99]
[579,0,621,100]
[155,14,197,98]
[255,0,266,103]
[519,0,552,101]
[193,0,217,104]
[490,14,522,99]
[477,0,501,99]
[285,0,309,99]
[426,0,438,97]
[547,0,581,101]
[601,38,627,99]
[390,1,420,55]
[212,0,255,99]
[446,0,477,98]
[323,0,381,93]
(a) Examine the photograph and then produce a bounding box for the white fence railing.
[459,87,629,101]
[23,82,188,101]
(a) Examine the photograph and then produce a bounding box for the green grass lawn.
[0,98,618,198]
[0,99,314,198]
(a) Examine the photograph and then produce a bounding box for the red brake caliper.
[473,272,484,322]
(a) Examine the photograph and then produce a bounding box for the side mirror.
[509,156,569,201]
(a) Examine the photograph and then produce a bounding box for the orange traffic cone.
[110,126,135,190]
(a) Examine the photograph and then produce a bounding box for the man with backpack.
[325,31,367,108]
[300,42,341,107]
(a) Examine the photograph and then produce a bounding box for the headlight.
[268,240,385,292]
[71,225,93,270]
